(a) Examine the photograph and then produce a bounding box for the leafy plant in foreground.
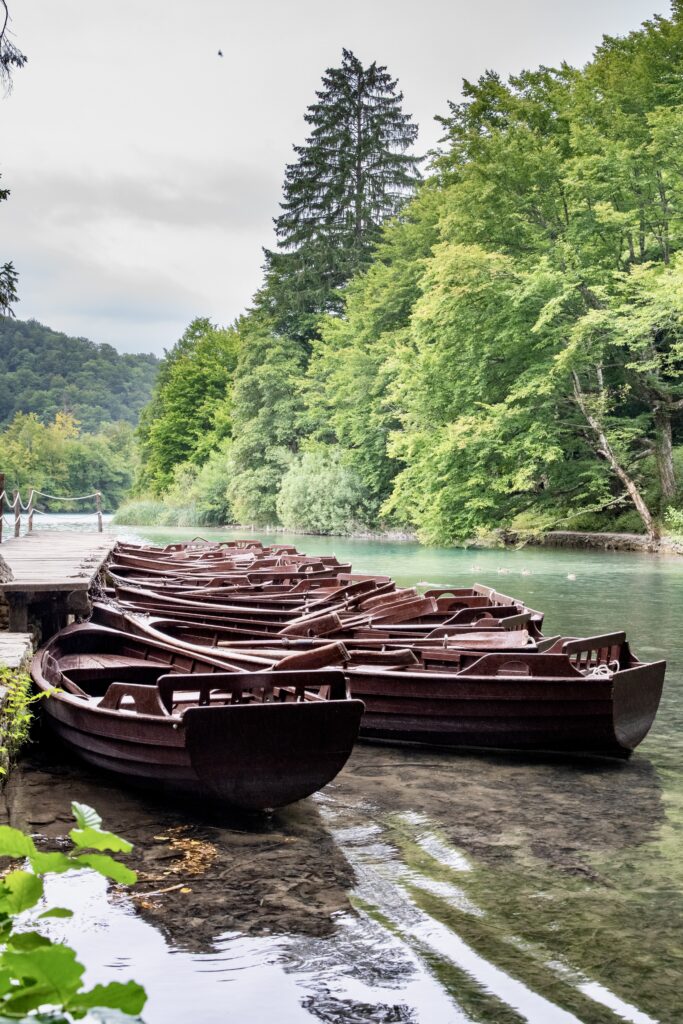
[0,668,40,777]
[0,802,146,1022]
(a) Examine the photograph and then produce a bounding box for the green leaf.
[69,827,132,854]
[38,907,73,919]
[68,980,147,1016]
[73,854,137,886]
[70,803,102,830]
[0,944,84,1011]
[0,871,43,914]
[8,931,52,951]
[0,826,36,859]
[29,851,75,875]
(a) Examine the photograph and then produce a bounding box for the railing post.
[96,491,103,533]
[12,489,20,538]
[27,489,34,533]
[0,473,4,544]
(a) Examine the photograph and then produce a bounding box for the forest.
[0,317,158,431]
[121,11,683,542]
[0,320,158,509]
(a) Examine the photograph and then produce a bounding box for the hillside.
[0,317,159,431]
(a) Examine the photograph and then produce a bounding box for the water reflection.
[335,745,665,872]
[3,739,675,1023]
[317,746,673,1024]
[3,750,355,949]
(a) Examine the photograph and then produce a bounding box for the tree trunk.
[653,403,677,501]
[572,371,660,541]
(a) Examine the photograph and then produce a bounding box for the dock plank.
[0,532,113,593]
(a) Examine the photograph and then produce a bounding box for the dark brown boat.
[346,633,665,757]
[91,606,665,758]
[31,623,364,810]
[53,538,665,762]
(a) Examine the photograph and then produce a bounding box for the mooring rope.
[31,490,100,501]
[0,485,103,542]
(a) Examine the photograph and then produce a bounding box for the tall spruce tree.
[259,48,421,343]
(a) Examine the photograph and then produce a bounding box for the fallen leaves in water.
[131,826,217,908]
[165,827,217,877]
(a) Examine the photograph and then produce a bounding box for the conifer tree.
[260,48,420,343]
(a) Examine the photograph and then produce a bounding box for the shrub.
[276,448,371,534]
[665,506,683,534]
[0,667,39,776]
[112,499,167,526]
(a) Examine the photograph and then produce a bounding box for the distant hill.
[0,317,159,431]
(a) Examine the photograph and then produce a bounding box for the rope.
[31,490,100,501]
[584,663,613,678]
[0,486,102,545]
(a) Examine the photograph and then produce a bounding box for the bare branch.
[0,1,27,93]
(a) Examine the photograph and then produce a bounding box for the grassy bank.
[113,499,210,528]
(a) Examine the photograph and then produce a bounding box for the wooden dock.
[0,532,113,632]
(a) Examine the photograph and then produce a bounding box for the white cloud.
[1,0,662,353]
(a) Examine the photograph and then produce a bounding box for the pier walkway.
[0,532,114,632]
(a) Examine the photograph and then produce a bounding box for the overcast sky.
[0,0,668,355]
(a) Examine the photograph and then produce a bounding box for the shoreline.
[119,519,683,555]
[512,529,683,556]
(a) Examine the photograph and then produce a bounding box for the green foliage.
[303,186,443,514]
[0,667,43,777]
[226,317,305,524]
[259,48,420,342]
[112,499,167,526]
[116,438,236,527]
[132,10,683,542]
[380,7,683,541]
[276,448,372,534]
[162,441,235,525]
[665,506,683,534]
[136,318,239,494]
[0,413,136,510]
[0,318,158,432]
[0,802,145,1022]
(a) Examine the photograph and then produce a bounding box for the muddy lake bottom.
[4,520,683,1024]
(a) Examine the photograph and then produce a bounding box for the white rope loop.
[32,490,100,501]
[0,485,103,542]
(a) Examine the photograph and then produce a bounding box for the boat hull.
[39,694,363,809]
[350,660,666,757]
[31,625,364,811]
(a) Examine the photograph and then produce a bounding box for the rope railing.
[0,479,103,543]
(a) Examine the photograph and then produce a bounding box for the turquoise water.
[5,521,683,1023]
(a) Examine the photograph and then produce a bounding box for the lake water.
[4,520,682,1023]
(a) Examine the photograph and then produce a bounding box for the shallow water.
[5,520,683,1023]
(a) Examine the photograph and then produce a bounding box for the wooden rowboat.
[347,634,665,758]
[31,623,364,810]
[90,607,665,758]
